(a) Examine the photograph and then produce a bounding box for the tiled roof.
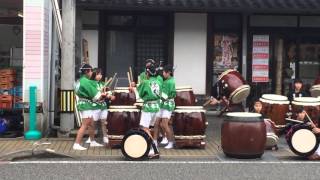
[77,0,320,12]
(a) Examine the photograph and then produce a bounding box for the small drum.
[107,106,140,136]
[173,107,207,136]
[218,69,250,104]
[291,97,320,123]
[174,86,196,106]
[264,119,279,149]
[286,124,319,157]
[260,94,290,126]
[221,112,266,158]
[111,87,136,105]
[121,128,152,160]
[310,77,320,97]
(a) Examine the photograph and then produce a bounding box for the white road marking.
[6,160,320,164]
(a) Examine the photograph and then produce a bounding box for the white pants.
[92,109,108,121]
[156,109,172,119]
[140,111,158,128]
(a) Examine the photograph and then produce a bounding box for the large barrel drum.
[260,94,290,126]
[174,86,196,106]
[107,106,140,136]
[291,97,320,123]
[111,87,136,105]
[172,107,207,148]
[221,112,266,159]
[218,69,251,104]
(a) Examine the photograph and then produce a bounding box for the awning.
[77,0,320,13]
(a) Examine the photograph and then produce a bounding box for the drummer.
[85,68,115,145]
[73,64,107,150]
[154,65,176,149]
[252,100,279,150]
[137,62,162,157]
[287,79,309,101]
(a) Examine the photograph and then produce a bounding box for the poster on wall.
[252,35,269,82]
[213,34,239,72]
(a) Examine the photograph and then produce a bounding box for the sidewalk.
[0,114,297,161]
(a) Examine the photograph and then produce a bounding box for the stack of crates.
[0,68,16,110]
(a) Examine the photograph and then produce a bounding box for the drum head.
[121,129,151,160]
[175,86,192,91]
[229,85,250,104]
[289,128,319,157]
[260,94,289,104]
[292,97,320,106]
[226,112,261,118]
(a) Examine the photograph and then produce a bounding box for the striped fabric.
[60,90,75,113]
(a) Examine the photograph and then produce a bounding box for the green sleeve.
[137,81,146,99]
[86,80,101,101]
[169,80,176,98]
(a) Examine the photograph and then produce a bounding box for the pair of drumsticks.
[127,66,134,87]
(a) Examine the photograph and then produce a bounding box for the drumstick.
[129,66,134,82]
[305,112,314,123]
[127,72,132,87]
[105,77,113,86]
[285,118,304,124]
[108,73,117,87]
[203,99,212,107]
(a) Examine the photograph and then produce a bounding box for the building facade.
[1,0,319,135]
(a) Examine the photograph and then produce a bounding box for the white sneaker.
[85,137,91,144]
[164,142,174,149]
[90,141,103,147]
[73,143,87,151]
[160,137,168,145]
[103,136,109,144]
[148,148,155,156]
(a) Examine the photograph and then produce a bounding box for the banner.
[252,35,269,82]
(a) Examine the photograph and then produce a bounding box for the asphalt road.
[1,114,319,180]
[1,160,320,180]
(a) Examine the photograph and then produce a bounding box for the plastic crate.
[0,101,13,109]
[0,69,16,75]
[0,95,13,101]
[0,75,16,83]
[13,86,22,97]
[0,82,14,90]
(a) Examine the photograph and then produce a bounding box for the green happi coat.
[161,76,176,111]
[92,81,109,110]
[138,76,162,112]
[75,75,102,111]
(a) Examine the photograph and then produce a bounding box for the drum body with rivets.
[222,112,266,159]
[174,86,196,106]
[260,94,290,126]
[217,70,250,104]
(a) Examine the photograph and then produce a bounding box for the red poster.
[252,35,269,82]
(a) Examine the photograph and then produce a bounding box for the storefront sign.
[252,35,269,82]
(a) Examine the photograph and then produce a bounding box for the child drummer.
[137,62,162,157]
[153,65,176,149]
